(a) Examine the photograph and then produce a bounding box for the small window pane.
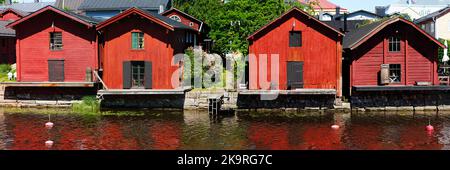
[388,36,400,52]
[132,32,144,49]
[389,64,401,83]
[289,31,302,47]
[50,32,63,50]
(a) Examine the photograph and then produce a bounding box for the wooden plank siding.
[248,8,343,97]
[99,13,193,89]
[13,10,97,82]
[162,10,201,31]
[349,21,439,88]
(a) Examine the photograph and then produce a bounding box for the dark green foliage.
[174,0,312,54]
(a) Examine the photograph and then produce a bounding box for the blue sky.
[329,0,398,12]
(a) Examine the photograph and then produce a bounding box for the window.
[131,32,144,49]
[388,36,400,52]
[50,32,63,50]
[189,22,194,27]
[389,64,401,83]
[185,32,196,43]
[289,31,302,47]
[169,15,181,22]
[131,61,145,88]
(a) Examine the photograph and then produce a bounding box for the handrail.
[93,70,108,90]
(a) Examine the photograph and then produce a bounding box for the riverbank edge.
[3,99,450,113]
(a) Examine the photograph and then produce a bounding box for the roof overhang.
[6,5,94,29]
[247,7,344,41]
[161,8,204,25]
[347,17,445,50]
[96,7,175,31]
[0,8,28,18]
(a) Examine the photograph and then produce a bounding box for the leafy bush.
[72,96,100,114]
[0,64,12,74]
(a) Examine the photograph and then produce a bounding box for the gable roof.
[247,7,344,40]
[297,0,347,10]
[343,17,445,50]
[96,7,195,31]
[161,8,203,24]
[7,5,100,29]
[79,0,170,11]
[0,8,29,18]
[55,0,86,11]
[334,10,382,20]
[0,2,55,12]
[0,20,15,37]
[414,6,450,24]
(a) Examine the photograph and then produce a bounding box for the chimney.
[159,5,164,14]
[336,6,341,15]
[344,13,348,32]
[375,6,386,17]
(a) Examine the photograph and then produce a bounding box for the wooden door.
[287,61,304,89]
[48,59,64,82]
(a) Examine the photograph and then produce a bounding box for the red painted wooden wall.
[100,15,191,89]
[0,11,22,21]
[349,22,439,88]
[14,10,97,82]
[162,10,201,31]
[0,11,23,64]
[248,11,343,96]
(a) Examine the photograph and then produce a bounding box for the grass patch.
[72,96,100,114]
[0,64,15,82]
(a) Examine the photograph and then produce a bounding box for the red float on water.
[426,125,434,131]
[45,122,54,129]
[45,140,53,148]
[331,125,340,130]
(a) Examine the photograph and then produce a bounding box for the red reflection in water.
[96,122,139,150]
[398,123,443,150]
[344,124,385,150]
[296,124,344,150]
[248,123,290,150]
[8,116,49,150]
[150,121,181,150]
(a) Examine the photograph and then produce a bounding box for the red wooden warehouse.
[7,5,99,83]
[0,8,28,64]
[246,7,344,97]
[344,17,445,95]
[96,7,199,90]
[0,8,28,21]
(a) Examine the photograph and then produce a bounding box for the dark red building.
[246,7,344,97]
[344,17,445,95]
[97,7,198,90]
[0,8,27,64]
[7,6,99,82]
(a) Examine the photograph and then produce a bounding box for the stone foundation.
[237,94,336,109]
[351,90,450,111]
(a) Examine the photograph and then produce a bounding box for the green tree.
[174,0,312,54]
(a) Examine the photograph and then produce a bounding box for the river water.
[1,108,450,150]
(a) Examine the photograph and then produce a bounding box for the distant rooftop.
[79,0,170,11]
[297,0,347,10]
[0,2,55,13]
[393,0,450,5]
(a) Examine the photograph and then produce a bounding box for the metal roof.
[79,0,170,11]
[0,2,55,12]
